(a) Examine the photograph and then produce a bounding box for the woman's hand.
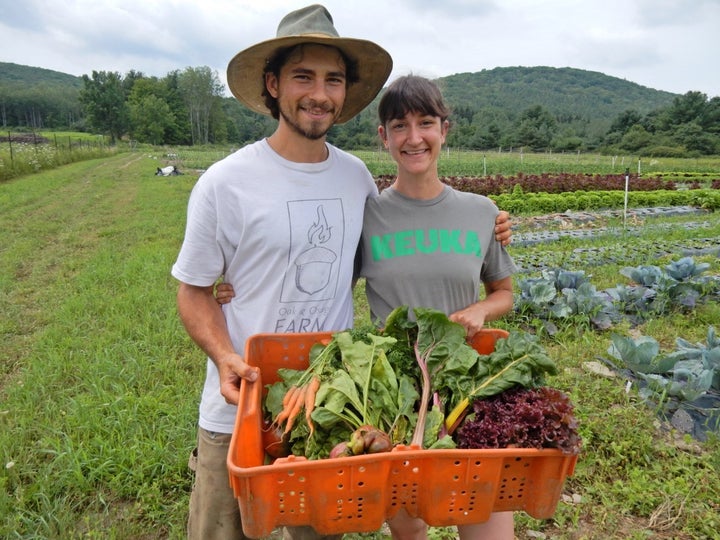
[449,277,514,338]
[449,304,489,339]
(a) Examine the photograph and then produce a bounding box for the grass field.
[1,152,719,539]
[145,145,720,179]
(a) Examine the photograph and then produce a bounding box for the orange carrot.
[304,376,321,436]
[281,385,298,409]
[275,385,302,425]
[281,385,306,435]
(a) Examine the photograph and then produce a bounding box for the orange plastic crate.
[228,330,578,538]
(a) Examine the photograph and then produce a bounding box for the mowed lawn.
[1,153,201,539]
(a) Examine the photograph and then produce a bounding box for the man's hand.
[216,351,258,405]
[494,210,512,246]
[177,282,256,406]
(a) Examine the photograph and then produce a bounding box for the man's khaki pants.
[187,428,342,540]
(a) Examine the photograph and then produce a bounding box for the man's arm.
[177,282,257,405]
[494,210,512,246]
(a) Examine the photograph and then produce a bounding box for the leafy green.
[515,257,720,333]
[264,329,420,458]
[608,334,675,374]
[620,264,665,287]
[562,282,618,330]
[383,307,483,447]
[383,307,559,440]
[264,307,560,457]
[664,257,710,281]
[448,332,557,404]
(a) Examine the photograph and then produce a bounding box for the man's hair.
[378,75,451,126]
[261,44,360,120]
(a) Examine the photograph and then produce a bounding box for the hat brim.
[227,35,392,124]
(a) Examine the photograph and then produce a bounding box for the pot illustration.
[295,246,337,294]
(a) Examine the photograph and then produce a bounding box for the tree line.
[2,64,719,156]
[443,92,720,157]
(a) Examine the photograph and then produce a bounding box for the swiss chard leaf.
[414,307,479,384]
[444,331,558,416]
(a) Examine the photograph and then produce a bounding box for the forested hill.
[2,62,698,152]
[0,62,82,88]
[1,62,678,129]
[341,66,682,149]
[438,66,677,119]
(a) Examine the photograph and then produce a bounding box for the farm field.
[153,144,720,179]
[1,151,719,539]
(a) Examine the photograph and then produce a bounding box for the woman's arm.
[448,276,514,338]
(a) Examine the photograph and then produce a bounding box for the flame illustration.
[307,205,332,245]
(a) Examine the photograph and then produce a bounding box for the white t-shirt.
[172,139,378,433]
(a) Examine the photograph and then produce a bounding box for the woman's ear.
[378,125,389,148]
[441,119,450,144]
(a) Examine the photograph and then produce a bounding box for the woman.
[359,75,516,338]
[358,75,516,540]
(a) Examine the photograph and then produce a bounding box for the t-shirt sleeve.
[171,183,225,286]
[481,240,517,283]
[479,199,518,283]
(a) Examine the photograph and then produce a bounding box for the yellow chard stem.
[445,397,470,433]
[444,354,528,434]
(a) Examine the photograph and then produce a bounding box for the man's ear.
[265,72,279,98]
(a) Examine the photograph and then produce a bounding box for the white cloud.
[1,0,718,97]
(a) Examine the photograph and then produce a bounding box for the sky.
[1,0,719,99]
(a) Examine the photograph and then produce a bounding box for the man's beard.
[279,102,338,140]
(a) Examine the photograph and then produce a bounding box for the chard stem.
[411,342,432,448]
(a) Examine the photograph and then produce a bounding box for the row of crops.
[374,173,720,215]
[376,172,720,195]
[500,184,720,445]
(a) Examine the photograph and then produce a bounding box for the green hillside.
[0,62,83,129]
[439,66,677,120]
[1,62,677,131]
[345,66,681,148]
[0,62,82,88]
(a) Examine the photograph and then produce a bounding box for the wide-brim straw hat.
[227,4,392,124]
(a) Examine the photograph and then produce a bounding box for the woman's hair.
[261,43,359,120]
[378,75,451,125]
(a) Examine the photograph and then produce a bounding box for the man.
[172,5,510,539]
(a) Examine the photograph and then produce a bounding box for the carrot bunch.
[274,375,322,436]
[272,338,336,437]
